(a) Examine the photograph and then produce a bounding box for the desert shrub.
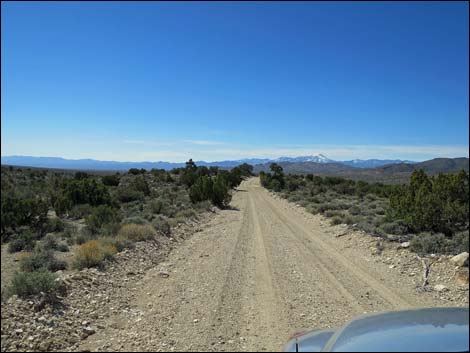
[73,240,117,269]
[20,249,67,272]
[348,205,361,215]
[149,199,164,214]
[128,168,145,175]
[46,218,65,233]
[193,200,212,211]
[152,217,171,236]
[450,230,469,254]
[101,235,135,252]
[330,216,343,225]
[324,210,341,218]
[379,220,408,235]
[390,169,469,236]
[116,187,144,203]
[56,243,69,252]
[8,229,36,253]
[54,178,112,213]
[42,234,59,250]
[102,174,120,187]
[344,215,356,225]
[131,176,150,196]
[175,208,197,219]
[68,204,93,219]
[7,270,59,298]
[409,232,449,255]
[118,224,156,242]
[121,216,147,225]
[85,205,120,234]
[1,194,48,234]
[311,196,322,203]
[356,220,375,234]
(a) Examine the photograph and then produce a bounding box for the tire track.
[254,184,411,309]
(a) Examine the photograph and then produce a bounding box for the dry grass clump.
[73,240,117,269]
[118,223,156,242]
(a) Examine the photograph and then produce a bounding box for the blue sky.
[1,1,469,162]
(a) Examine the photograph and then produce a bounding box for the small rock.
[450,252,469,267]
[399,242,410,248]
[193,319,199,323]
[159,270,170,278]
[434,284,448,292]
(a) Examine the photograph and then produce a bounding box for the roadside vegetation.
[1,162,253,300]
[260,163,469,256]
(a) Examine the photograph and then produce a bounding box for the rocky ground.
[1,178,468,352]
[1,214,212,352]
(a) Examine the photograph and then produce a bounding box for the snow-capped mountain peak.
[273,154,334,163]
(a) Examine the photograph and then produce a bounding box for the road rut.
[81,178,449,352]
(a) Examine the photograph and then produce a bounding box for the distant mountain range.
[1,154,416,171]
[253,157,469,184]
[2,155,468,184]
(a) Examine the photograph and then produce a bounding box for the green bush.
[8,230,36,253]
[152,217,171,236]
[451,230,469,254]
[102,174,120,186]
[330,216,343,225]
[20,249,67,272]
[46,218,65,233]
[379,220,408,235]
[100,235,135,252]
[409,232,449,255]
[7,270,60,298]
[85,205,120,234]
[68,204,93,219]
[131,176,150,196]
[390,169,469,236]
[42,234,59,250]
[348,205,361,215]
[149,199,164,214]
[116,187,143,203]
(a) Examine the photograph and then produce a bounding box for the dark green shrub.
[56,243,69,252]
[102,174,120,186]
[116,187,143,203]
[349,205,361,215]
[150,199,164,214]
[7,270,59,298]
[68,204,93,219]
[132,176,150,196]
[379,220,408,235]
[42,234,59,250]
[152,217,171,236]
[330,216,343,225]
[409,232,449,255]
[449,230,469,254]
[211,175,231,207]
[20,249,67,272]
[85,205,120,234]
[8,230,36,253]
[46,218,65,233]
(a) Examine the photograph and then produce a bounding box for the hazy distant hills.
[1,154,413,171]
[1,155,468,183]
[0,155,272,171]
[253,157,469,184]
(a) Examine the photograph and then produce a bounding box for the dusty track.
[81,178,454,352]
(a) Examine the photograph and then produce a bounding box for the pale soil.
[79,178,468,352]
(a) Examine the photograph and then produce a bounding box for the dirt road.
[81,178,454,352]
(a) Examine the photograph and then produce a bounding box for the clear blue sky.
[1,1,469,162]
